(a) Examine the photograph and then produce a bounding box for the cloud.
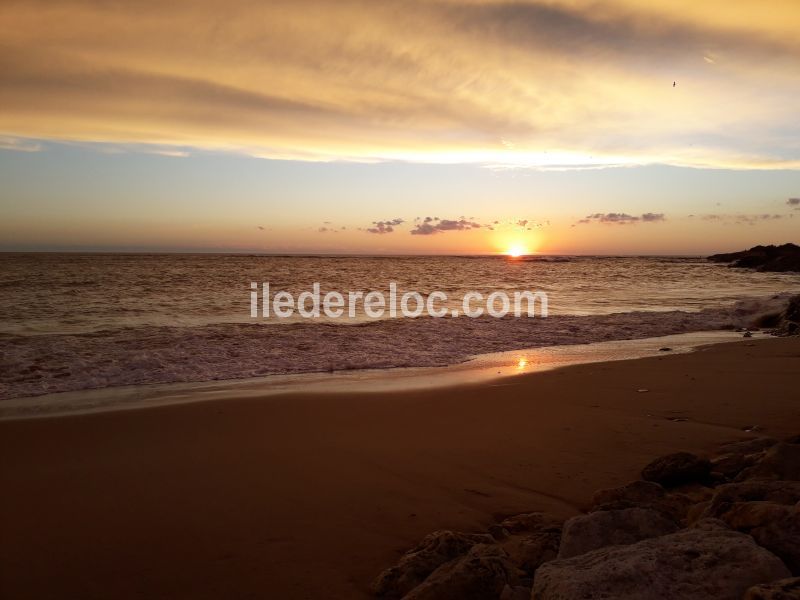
[0,136,41,152]
[410,217,483,235]
[576,212,666,225]
[366,218,404,234]
[0,0,798,169]
[697,213,785,225]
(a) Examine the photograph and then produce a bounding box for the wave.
[0,293,792,401]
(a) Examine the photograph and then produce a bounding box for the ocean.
[1,253,799,401]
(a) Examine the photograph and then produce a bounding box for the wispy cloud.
[410,217,483,235]
[1,0,798,168]
[575,212,666,225]
[0,136,41,152]
[366,218,404,234]
[694,213,786,225]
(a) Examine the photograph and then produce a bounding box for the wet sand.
[1,337,799,600]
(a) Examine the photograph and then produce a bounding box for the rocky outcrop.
[557,507,679,558]
[372,530,495,598]
[775,296,800,336]
[708,243,800,273]
[737,443,800,481]
[373,434,800,599]
[744,577,800,599]
[402,545,518,600]
[641,452,711,487]
[534,528,790,600]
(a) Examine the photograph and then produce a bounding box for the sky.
[1,0,799,255]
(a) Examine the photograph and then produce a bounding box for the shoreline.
[0,329,758,420]
[2,336,799,599]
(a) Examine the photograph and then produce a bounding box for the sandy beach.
[2,336,799,600]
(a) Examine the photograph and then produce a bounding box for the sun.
[506,244,528,258]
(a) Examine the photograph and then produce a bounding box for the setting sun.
[506,244,528,258]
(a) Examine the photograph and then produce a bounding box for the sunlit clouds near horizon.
[1,0,799,255]
[1,0,800,169]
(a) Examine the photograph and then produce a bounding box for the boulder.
[371,530,494,597]
[558,507,679,559]
[702,500,800,576]
[591,480,666,508]
[718,437,778,456]
[749,507,800,575]
[501,529,560,576]
[737,443,800,482]
[498,512,563,535]
[704,481,800,516]
[403,544,517,600]
[641,452,711,487]
[744,577,800,599]
[499,584,531,600]
[590,479,694,521]
[532,528,790,600]
[708,244,800,273]
[713,453,763,480]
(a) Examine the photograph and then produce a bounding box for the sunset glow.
[1,0,798,255]
[507,245,529,258]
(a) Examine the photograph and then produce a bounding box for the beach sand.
[1,337,799,600]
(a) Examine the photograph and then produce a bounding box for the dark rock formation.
[372,530,494,598]
[775,295,800,336]
[641,452,712,487]
[373,436,800,599]
[708,243,800,273]
[737,443,800,482]
[533,528,790,600]
[557,507,679,559]
[402,544,518,600]
[744,576,800,599]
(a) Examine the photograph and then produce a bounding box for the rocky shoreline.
[373,435,800,599]
[709,243,800,273]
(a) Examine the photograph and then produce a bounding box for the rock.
[713,501,795,530]
[591,480,666,508]
[713,453,763,480]
[718,437,778,456]
[641,452,712,487]
[532,528,790,600]
[590,479,694,521]
[403,544,517,600]
[749,507,800,575]
[737,443,800,481]
[501,529,560,575]
[498,512,562,535]
[499,584,531,600]
[488,525,510,541]
[706,481,800,511]
[744,577,800,599]
[775,296,800,336]
[689,517,730,531]
[686,500,711,524]
[371,530,494,597]
[557,507,679,559]
[701,481,800,527]
[702,500,800,576]
[708,244,800,273]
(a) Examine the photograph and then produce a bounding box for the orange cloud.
[1,0,799,168]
